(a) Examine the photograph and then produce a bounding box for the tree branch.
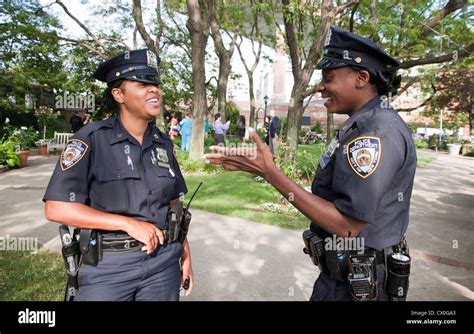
[55,0,111,55]
[349,1,360,32]
[155,0,164,50]
[282,0,301,82]
[400,43,474,69]
[132,0,157,52]
[57,36,109,59]
[420,0,467,39]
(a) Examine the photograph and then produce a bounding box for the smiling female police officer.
[205,26,416,301]
[44,49,194,301]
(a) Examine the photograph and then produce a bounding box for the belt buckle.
[124,240,131,250]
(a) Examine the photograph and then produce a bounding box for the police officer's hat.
[317,26,400,71]
[93,49,161,86]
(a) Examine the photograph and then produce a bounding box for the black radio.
[347,252,378,301]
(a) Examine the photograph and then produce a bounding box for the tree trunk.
[286,96,305,161]
[187,0,209,160]
[326,110,333,142]
[248,73,256,128]
[217,56,230,121]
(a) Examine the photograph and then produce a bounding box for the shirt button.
[151,212,156,217]
[148,190,152,195]
[117,173,121,179]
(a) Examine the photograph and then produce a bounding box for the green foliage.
[280,116,288,142]
[311,121,323,133]
[0,140,20,167]
[174,146,222,174]
[228,123,237,135]
[226,101,240,124]
[414,139,429,149]
[275,142,324,181]
[35,107,65,139]
[9,127,39,151]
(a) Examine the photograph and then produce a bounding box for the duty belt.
[101,229,182,252]
[102,236,144,252]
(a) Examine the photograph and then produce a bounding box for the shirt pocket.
[151,165,177,203]
[94,168,141,212]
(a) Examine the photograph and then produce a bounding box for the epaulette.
[74,117,115,138]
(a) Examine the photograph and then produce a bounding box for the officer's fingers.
[209,145,229,155]
[154,227,165,245]
[248,128,265,149]
[141,245,148,252]
[204,153,227,165]
[222,163,241,171]
[153,225,165,245]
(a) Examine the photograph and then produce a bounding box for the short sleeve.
[332,131,405,224]
[43,136,92,204]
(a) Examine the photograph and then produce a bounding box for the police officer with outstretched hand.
[44,49,194,301]
[205,26,416,301]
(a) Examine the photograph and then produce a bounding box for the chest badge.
[347,136,381,178]
[60,139,89,171]
[318,137,339,170]
[156,147,169,163]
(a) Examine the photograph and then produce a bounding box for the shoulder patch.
[346,136,381,178]
[60,139,89,171]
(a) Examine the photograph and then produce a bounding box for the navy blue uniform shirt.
[43,116,188,231]
[311,96,416,250]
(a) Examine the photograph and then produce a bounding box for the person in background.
[70,110,85,133]
[168,114,180,140]
[263,115,271,145]
[268,110,281,156]
[213,113,230,146]
[236,115,246,143]
[179,112,193,152]
[204,117,209,139]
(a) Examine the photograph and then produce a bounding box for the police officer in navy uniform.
[205,26,416,301]
[44,49,194,301]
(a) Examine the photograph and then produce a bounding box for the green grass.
[182,143,325,231]
[185,171,309,230]
[0,250,64,301]
[417,155,435,168]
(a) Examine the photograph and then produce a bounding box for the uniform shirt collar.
[338,96,382,142]
[109,116,168,147]
[110,116,136,145]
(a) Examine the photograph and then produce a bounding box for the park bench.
[47,132,73,154]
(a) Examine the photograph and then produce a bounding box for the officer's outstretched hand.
[124,219,165,254]
[205,128,276,179]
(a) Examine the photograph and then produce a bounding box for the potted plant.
[447,136,462,156]
[9,127,39,167]
[35,139,49,155]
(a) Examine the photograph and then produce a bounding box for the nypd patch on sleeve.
[60,139,89,171]
[346,136,381,178]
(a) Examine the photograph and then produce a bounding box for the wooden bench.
[47,132,73,154]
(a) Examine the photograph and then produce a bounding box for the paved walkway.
[0,150,472,301]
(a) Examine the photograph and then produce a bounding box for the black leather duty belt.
[102,237,144,252]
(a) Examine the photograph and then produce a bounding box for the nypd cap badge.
[346,136,381,178]
[60,139,89,171]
